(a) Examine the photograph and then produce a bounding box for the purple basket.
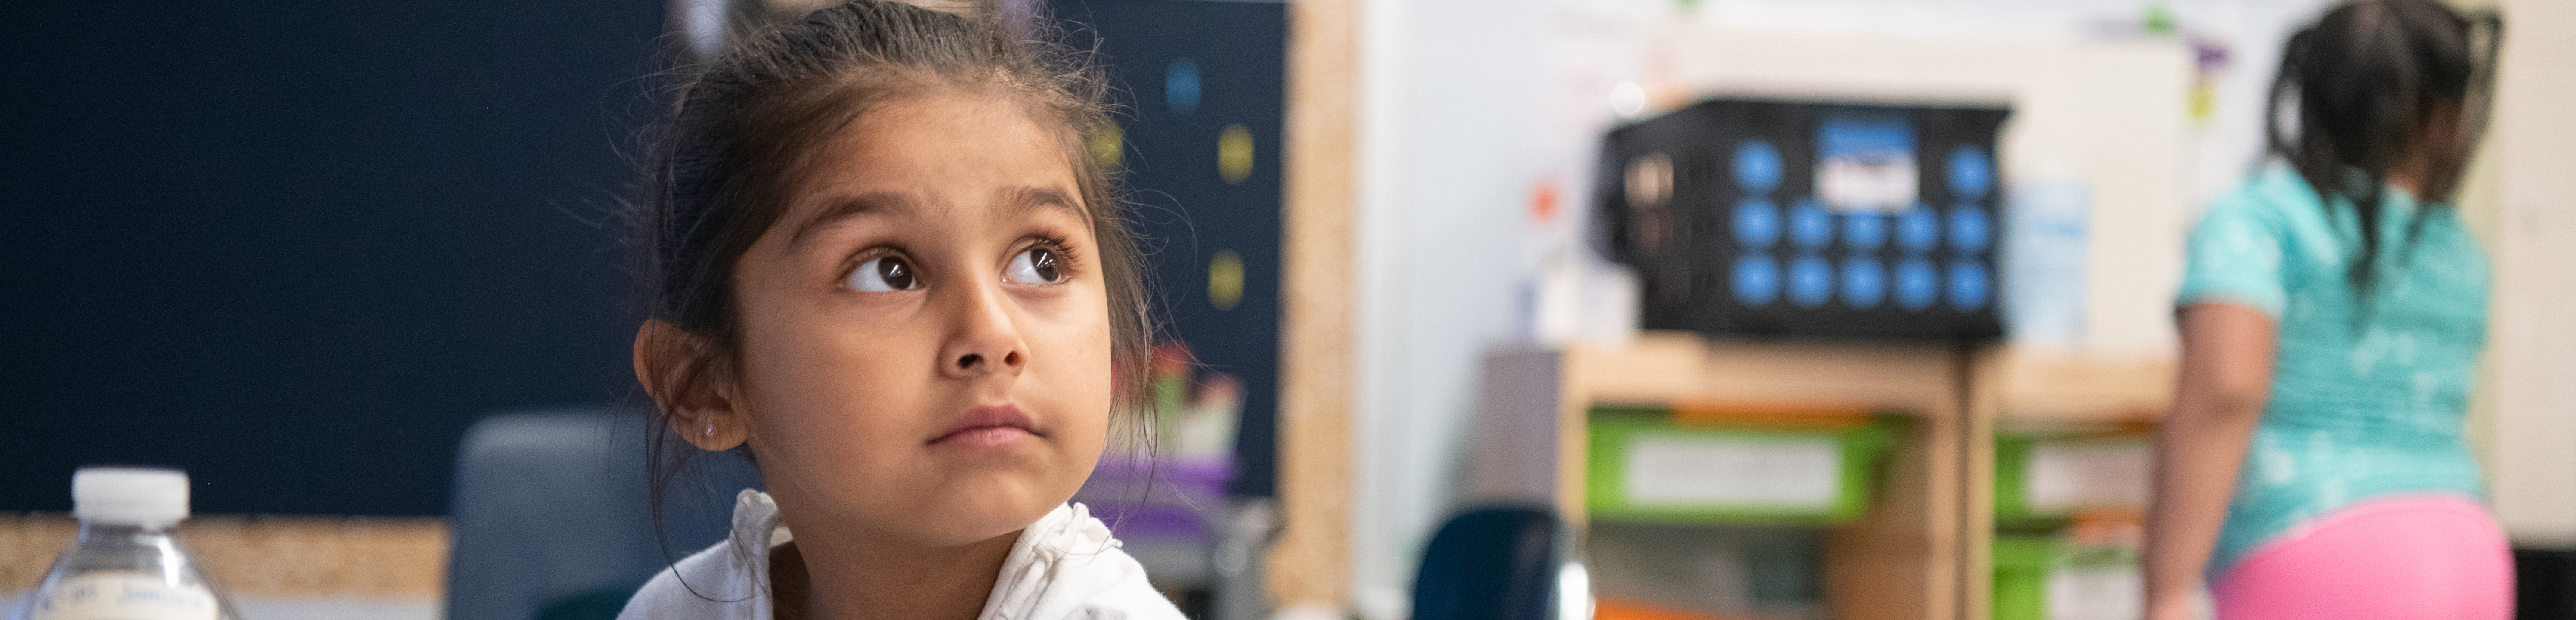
[1072,456,1233,542]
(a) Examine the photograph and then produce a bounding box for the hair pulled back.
[2265,0,2500,294]
[628,0,1153,543]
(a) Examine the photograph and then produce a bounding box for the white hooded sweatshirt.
[616,490,1185,620]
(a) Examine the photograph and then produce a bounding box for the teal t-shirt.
[2175,167,2491,576]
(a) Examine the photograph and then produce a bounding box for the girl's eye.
[1005,248,1063,285]
[847,256,919,292]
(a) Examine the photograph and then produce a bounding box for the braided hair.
[2263,0,2501,295]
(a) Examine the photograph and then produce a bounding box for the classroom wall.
[1348,0,1685,611]
[2483,0,2576,547]
[1350,0,1553,613]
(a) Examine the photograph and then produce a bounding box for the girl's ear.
[634,319,748,452]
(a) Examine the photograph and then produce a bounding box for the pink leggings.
[2213,494,2514,620]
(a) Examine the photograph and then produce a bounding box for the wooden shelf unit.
[1560,332,2176,620]
[1976,349,2174,424]
[1965,348,2172,619]
[1564,332,1978,620]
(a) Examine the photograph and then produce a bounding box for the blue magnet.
[1896,258,1939,311]
[1741,254,1782,307]
[1898,203,1940,252]
[1948,261,1991,310]
[1949,206,1991,253]
[1841,258,1886,309]
[1842,212,1886,251]
[1732,254,1780,307]
[1733,199,1781,249]
[1734,140,1783,192]
[1166,57,1201,116]
[1948,146,1993,199]
[1790,255,1833,308]
[1790,199,1834,250]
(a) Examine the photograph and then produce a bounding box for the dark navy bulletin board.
[0,2,666,514]
[1053,0,1286,497]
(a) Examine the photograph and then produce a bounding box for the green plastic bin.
[1995,430,2152,524]
[1586,406,1900,525]
[1991,535,2055,620]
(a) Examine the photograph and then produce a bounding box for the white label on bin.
[2046,566,2142,620]
[31,572,218,620]
[1624,435,1840,510]
[2027,442,2151,513]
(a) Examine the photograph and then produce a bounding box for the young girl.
[2145,1,2505,619]
[616,2,1180,618]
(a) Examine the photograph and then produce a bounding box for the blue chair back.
[445,408,758,620]
[1412,506,1561,620]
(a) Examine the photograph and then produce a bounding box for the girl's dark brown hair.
[2265,0,2501,295]
[628,0,1153,559]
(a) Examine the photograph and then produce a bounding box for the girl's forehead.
[773,95,1087,235]
[809,94,1074,186]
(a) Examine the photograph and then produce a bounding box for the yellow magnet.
[1089,124,1123,170]
[1218,124,1253,184]
[1208,249,1244,310]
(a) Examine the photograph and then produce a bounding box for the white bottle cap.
[73,467,191,526]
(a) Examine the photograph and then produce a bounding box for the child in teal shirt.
[2179,166,2489,574]
[2143,1,2508,619]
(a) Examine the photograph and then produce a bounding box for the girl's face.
[728,91,1112,547]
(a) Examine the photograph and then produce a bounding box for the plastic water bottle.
[8,467,240,620]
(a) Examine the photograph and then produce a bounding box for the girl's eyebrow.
[787,186,1084,251]
[788,191,915,250]
[1007,186,1084,220]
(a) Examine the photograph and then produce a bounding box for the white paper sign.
[1624,435,1841,510]
[1818,156,1920,213]
[1815,114,1920,213]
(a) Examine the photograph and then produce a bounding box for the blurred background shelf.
[1978,349,2174,424]
[1516,332,1973,620]
[1512,332,2176,620]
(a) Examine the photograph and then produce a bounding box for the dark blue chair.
[445,408,760,620]
[1412,506,1562,620]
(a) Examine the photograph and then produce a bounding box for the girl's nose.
[941,282,1028,378]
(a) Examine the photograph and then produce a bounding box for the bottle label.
[31,573,217,620]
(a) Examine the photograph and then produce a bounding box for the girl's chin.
[880,477,1078,542]
[902,504,1063,547]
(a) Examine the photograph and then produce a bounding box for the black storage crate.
[1594,99,2010,341]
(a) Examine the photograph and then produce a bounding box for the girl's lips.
[937,425,1036,450]
[930,404,1041,448]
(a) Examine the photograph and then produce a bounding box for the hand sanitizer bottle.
[8,467,241,620]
